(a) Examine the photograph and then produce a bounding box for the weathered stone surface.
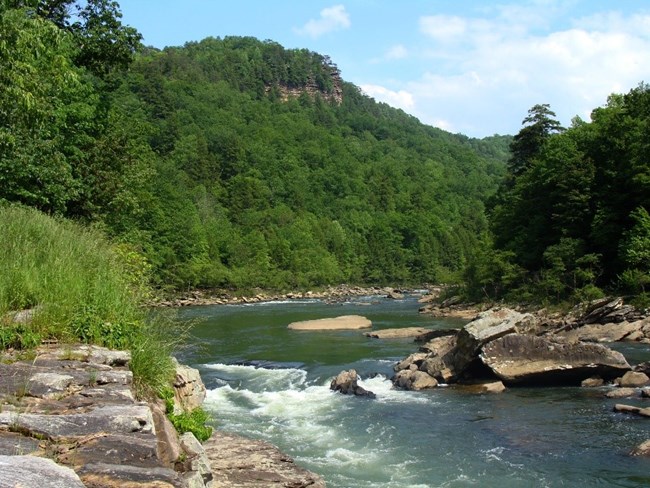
[180,432,212,485]
[630,439,650,457]
[0,432,41,455]
[330,369,375,398]
[605,387,637,399]
[581,298,624,324]
[78,462,184,487]
[151,402,181,467]
[417,309,529,383]
[57,433,161,468]
[204,431,326,488]
[0,404,155,440]
[174,360,207,414]
[26,372,75,399]
[365,327,430,339]
[419,334,457,356]
[393,370,438,390]
[394,352,428,372]
[414,328,459,343]
[560,321,642,343]
[581,376,604,387]
[613,404,650,417]
[480,334,631,385]
[288,315,371,331]
[619,371,650,387]
[0,454,86,487]
[456,380,506,394]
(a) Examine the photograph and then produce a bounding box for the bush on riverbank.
[0,204,179,397]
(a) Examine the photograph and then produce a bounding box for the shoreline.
[151,284,431,307]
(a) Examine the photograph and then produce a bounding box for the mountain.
[0,5,508,290]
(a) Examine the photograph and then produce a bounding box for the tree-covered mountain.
[465,86,650,305]
[1,2,510,291]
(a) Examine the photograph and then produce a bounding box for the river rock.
[456,380,506,394]
[642,388,650,398]
[581,376,604,387]
[204,431,326,488]
[366,327,430,339]
[394,352,428,372]
[480,334,631,385]
[605,387,637,399]
[288,315,371,330]
[618,371,650,387]
[0,455,86,487]
[630,440,650,457]
[419,334,457,356]
[393,370,438,390]
[421,308,531,383]
[330,369,376,398]
[613,404,650,417]
[173,359,207,414]
[560,321,643,343]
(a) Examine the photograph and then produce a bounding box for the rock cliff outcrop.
[0,344,325,487]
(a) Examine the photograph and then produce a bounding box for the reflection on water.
[178,297,650,488]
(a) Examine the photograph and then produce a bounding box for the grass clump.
[0,204,182,398]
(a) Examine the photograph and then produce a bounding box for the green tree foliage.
[0,3,508,291]
[475,84,650,303]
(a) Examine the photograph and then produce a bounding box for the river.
[175,295,650,488]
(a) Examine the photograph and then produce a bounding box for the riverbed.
[176,296,650,488]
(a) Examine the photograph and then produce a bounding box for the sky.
[118,0,650,138]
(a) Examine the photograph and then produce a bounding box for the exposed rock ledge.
[0,344,325,488]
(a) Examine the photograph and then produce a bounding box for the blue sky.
[119,0,650,137]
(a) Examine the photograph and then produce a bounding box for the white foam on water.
[358,375,432,404]
[203,363,442,487]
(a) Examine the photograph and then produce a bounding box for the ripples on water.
[181,299,650,488]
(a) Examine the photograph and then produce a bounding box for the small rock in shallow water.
[330,369,376,398]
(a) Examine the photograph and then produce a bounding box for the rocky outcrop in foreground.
[0,345,325,487]
[393,308,633,390]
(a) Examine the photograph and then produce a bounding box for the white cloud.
[295,5,351,38]
[419,15,466,42]
[394,3,650,136]
[360,84,415,111]
[385,44,408,60]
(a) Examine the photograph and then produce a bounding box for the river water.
[176,296,650,488]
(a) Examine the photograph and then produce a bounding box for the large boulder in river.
[330,369,376,398]
[393,370,438,390]
[288,315,371,330]
[422,308,533,383]
[480,334,631,385]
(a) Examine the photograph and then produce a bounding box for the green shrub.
[168,407,214,442]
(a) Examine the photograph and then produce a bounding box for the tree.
[508,103,563,177]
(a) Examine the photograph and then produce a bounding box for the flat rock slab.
[0,404,154,441]
[560,321,642,343]
[0,432,41,455]
[204,431,326,487]
[288,315,371,331]
[77,462,183,488]
[481,333,631,385]
[365,327,430,339]
[0,454,86,488]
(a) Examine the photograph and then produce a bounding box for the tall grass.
[0,205,179,397]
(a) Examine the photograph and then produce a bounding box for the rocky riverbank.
[152,285,412,307]
[392,300,650,457]
[0,344,325,487]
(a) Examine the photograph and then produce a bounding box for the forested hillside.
[465,88,650,305]
[0,2,508,291]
